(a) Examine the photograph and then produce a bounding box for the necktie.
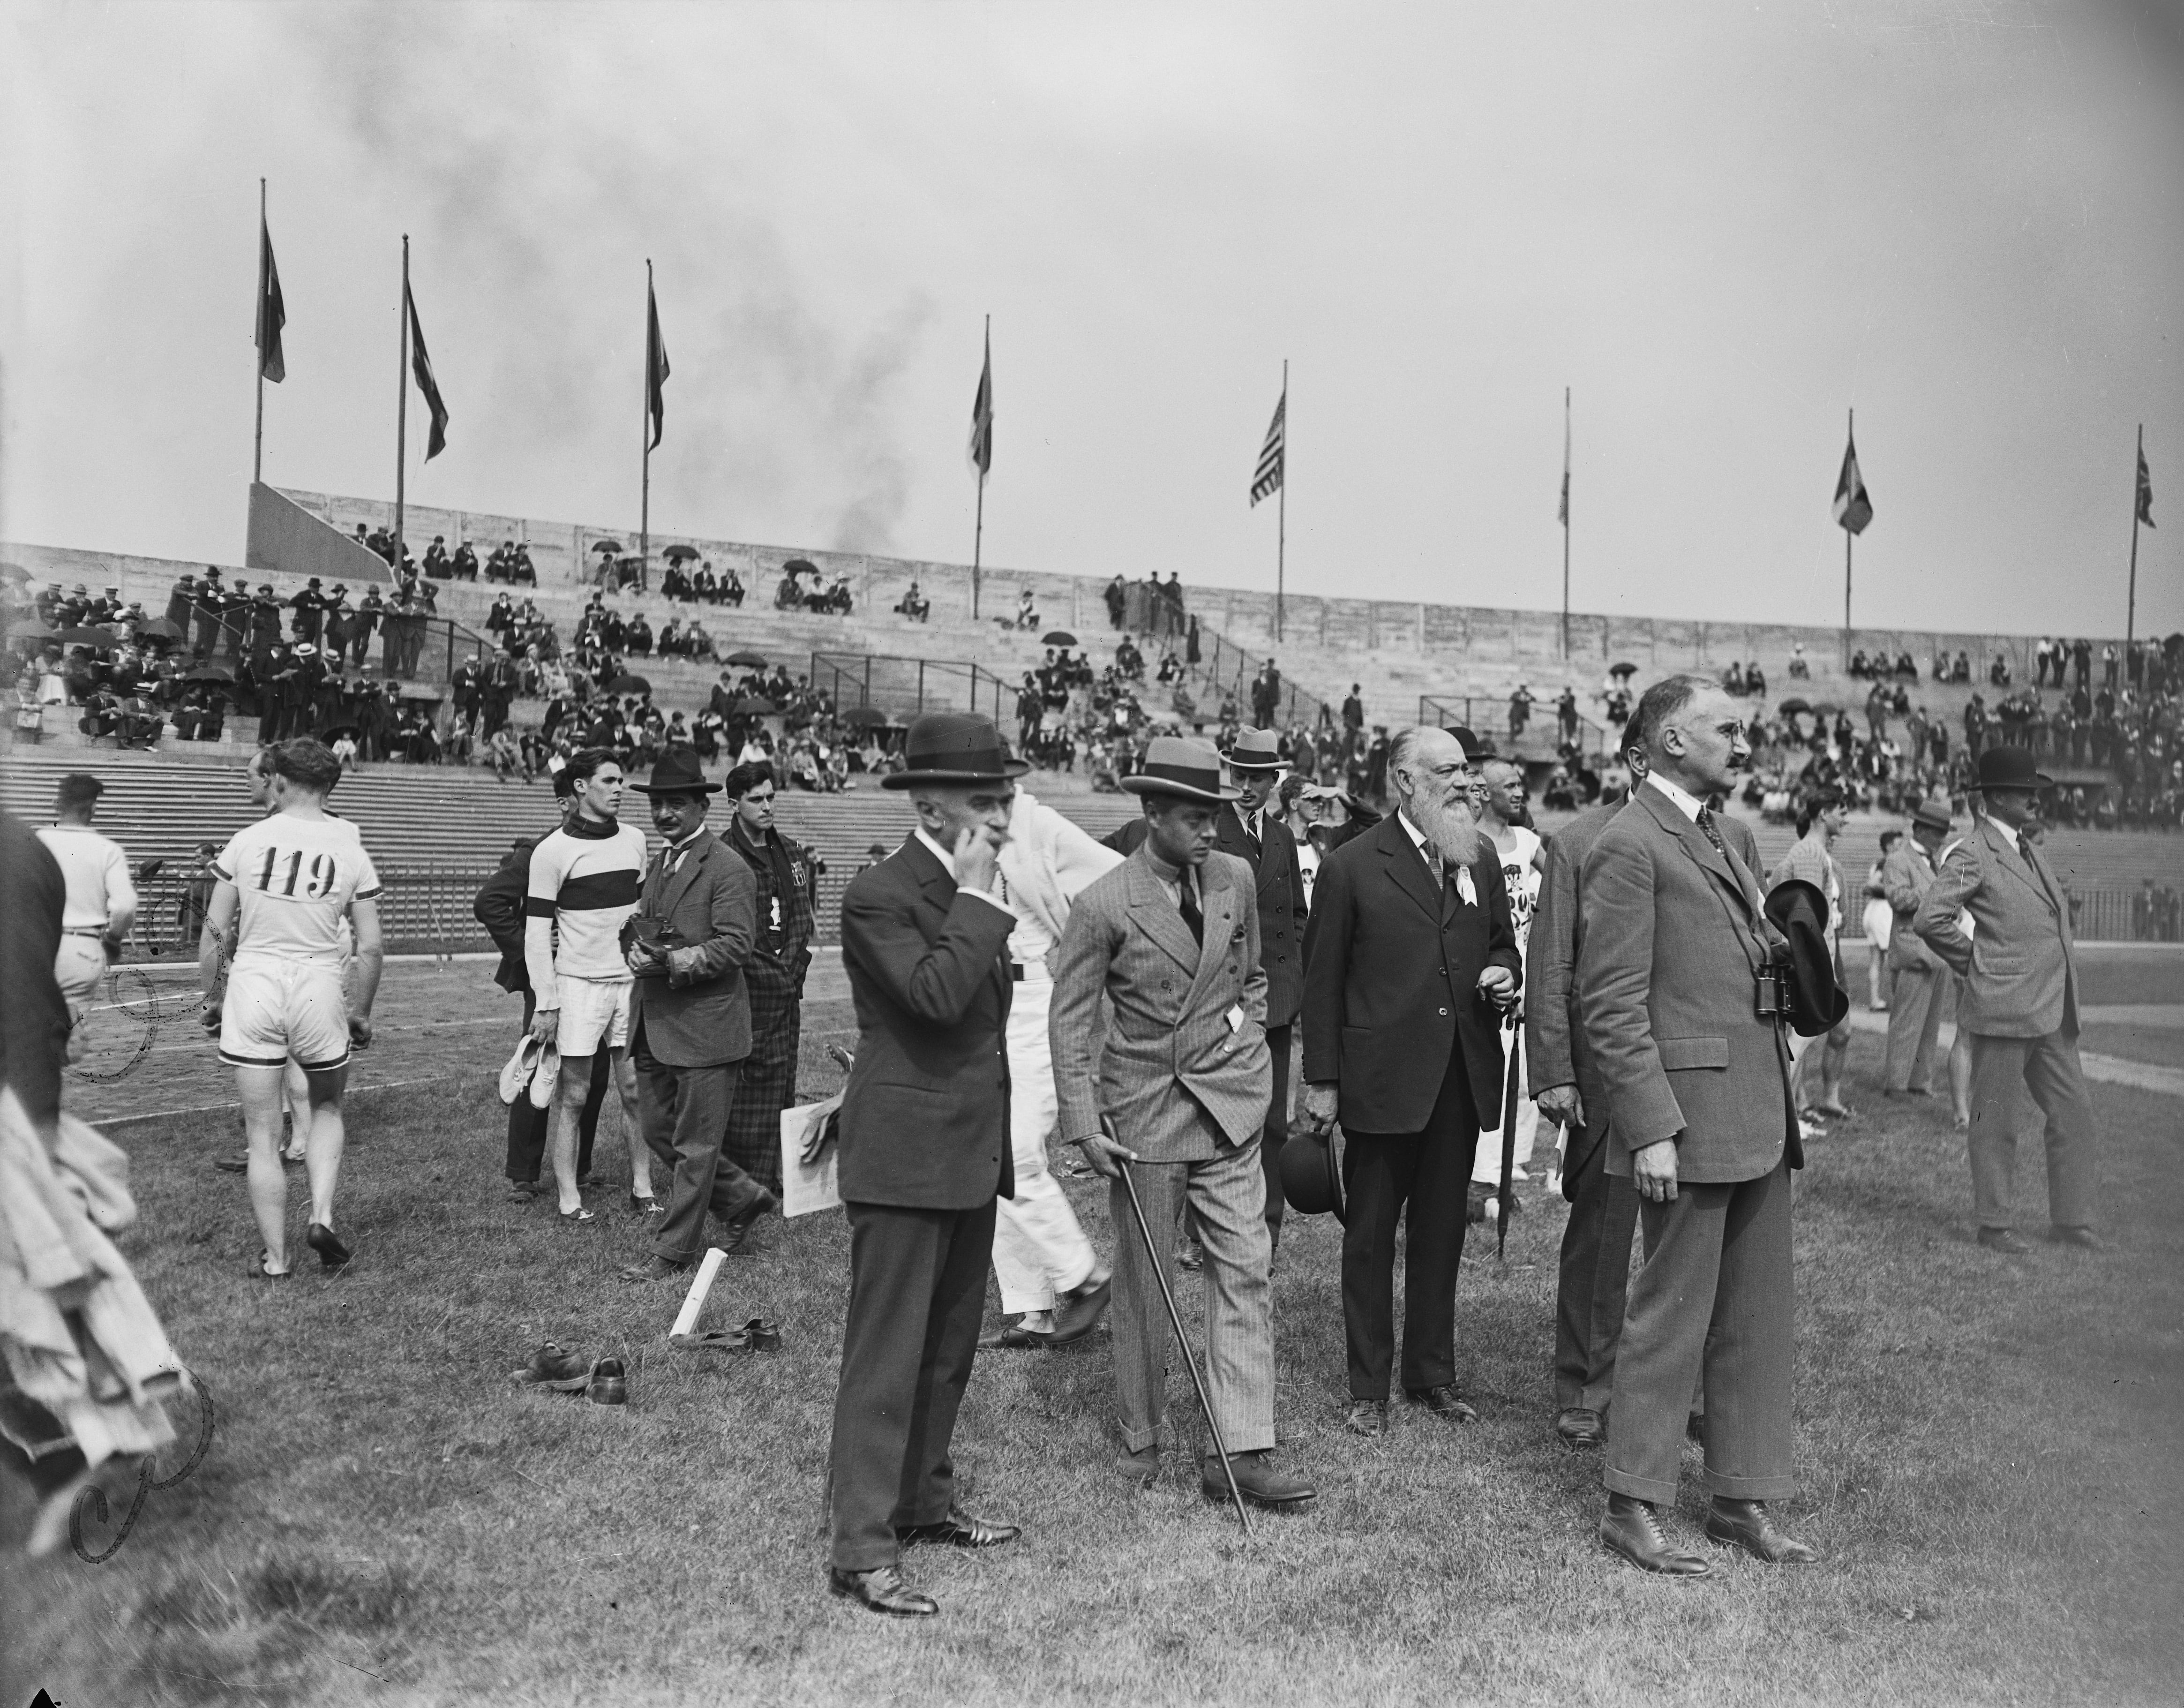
[1178,875,1204,947]
[1695,805,1728,857]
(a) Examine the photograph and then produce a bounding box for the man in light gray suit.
[1580,676,1814,1575]
[1051,737,1316,1512]
[1880,798,1954,1099]
[1914,746,2099,1253]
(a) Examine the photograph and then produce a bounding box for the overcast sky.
[4,1,2180,637]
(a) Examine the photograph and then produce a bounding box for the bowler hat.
[1763,879,1851,1038]
[879,712,1029,789]
[1279,1128,1346,1222]
[1966,745,2051,792]
[1909,798,1952,834]
[1223,727,1286,772]
[1121,736,1244,805]
[628,748,720,796]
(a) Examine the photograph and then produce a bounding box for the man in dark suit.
[827,713,1024,1618]
[1300,726,1520,1437]
[1579,674,1813,1574]
[1528,726,1648,1449]
[1212,728,1308,1245]
[617,751,775,1281]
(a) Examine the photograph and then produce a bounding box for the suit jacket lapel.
[1126,849,1202,975]
[1377,814,1443,922]
[903,830,1009,999]
[659,828,715,920]
[1638,783,1755,920]
[1185,860,1237,1007]
[1985,822,2058,917]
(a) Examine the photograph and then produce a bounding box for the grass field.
[5,1019,2182,1708]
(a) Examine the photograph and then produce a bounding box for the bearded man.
[1299,726,1521,1436]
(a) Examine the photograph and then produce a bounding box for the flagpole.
[394,234,409,586]
[1276,360,1287,645]
[254,180,270,485]
[641,260,653,597]
[1560,385,1571,660]
[2128,422,2143,649]
[1841,406,1854,673]
[972,313,988,622]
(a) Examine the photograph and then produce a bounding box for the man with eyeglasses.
[720,761,817,1203]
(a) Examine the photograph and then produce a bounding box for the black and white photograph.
[1,3,2179,1702]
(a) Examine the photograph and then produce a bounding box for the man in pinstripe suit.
[1051,737,1316,1512]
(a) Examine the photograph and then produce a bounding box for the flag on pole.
[1833,424,1873,534]
[645,278,670,451]
[404,280,449,461]
[1250,391,1285,506]
[968,329,994,476]
[2139,439,2157,530]
[256,214,286,384]
[1558,391,1571,525]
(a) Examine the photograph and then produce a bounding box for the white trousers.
[1471,1028,1539,1181]
[992,976,1097,1314]
[54,936,107,1016]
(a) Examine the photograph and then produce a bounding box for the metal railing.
[807,651,1013,726]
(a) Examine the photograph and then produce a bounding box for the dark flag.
[646,279,670,451]
[1559,391,1571,526]
[1833,425,1872,535]
[404,279,449,460]
[2139,440,2157,530]
[1250,391,1285,506]
[968,328,994,476]
[256,213,286,384]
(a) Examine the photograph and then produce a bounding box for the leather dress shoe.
[305,1222,352,1272]
[1343,1399,1388,1437]
[1705,1498,1818,1564]
[1555,1407,1606,1447]
[1406,1384,1478,1422]
[1978,1226,2034,1255]
[828,1564,938,1618]
[896,1506,1020,1549]
[2047,1225,2104,1250]
[619,1256,691,1284]
[1116,1444,1162,1485]
[1599,1495,1710,1576]
[1047,1272,1112,1345]
[586,1357,628,1406]
[979,1321,1054,1350]
[511,1341,593,1391]
[723,1187,781,1252]
[1206,1449,1316,1512]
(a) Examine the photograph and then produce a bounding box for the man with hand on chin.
[1579,676,1812,1575]
[826,714,1024,1619]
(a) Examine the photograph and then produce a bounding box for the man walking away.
[1881,801,1955,1099]
[1914,746,2100,1254]
[36,773,138,1026]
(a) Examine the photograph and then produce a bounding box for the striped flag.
[645,276,670,451]
[2139,438,2157,529]
[968,327,994,477]
[1250,391,1285,506]
[404,280,449,460]
[1833,420,1873,534]
[256,212,286,384]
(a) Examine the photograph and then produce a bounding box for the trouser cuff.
[1602,1464,1679,1504]
[1118,1418,1161,1453]
[1702,1468,1798,1500]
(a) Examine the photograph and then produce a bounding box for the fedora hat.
[1223,727,1286,772]
[1122,736,1244,805]
[1763,879,1851,1038]
[628,748,720,796]
[1966,745,2051,792]
[1909,798,1952,834]
[880,711,1029,789]
[1279,1128,1345,1222]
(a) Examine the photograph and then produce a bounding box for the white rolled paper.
[669,1246,728,1339]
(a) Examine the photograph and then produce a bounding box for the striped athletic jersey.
[523,818,648,985]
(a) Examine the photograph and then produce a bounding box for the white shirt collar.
[914,827,956,869]
[1392,809,1475,906]
[1986,816,2021,852]
[1396,809,1432,854]
[1645,774,1705,823]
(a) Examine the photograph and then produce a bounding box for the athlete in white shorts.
[524,748,651,1220]
[35,771,138,1028]
[199,737,385,1278]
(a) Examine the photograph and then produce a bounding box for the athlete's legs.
[300,1063,349,1229]
[236,1065,293,1270]
[609,1046,652,1200]
[283,1059,311,1159]
[548,1052,597,1214]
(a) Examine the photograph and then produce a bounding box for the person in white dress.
[1471,758,1546,1189]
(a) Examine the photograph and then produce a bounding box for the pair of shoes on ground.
[829,1506,1021,1618]
[1344,1385,1478,1436]
[245,1222,351,1279]
[510,1340,626,1405]
[1600,1493,1818,1575]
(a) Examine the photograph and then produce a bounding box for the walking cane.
[1102,1116,1253,1537]
[1496,1005,1523,1262]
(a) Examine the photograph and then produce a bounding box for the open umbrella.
[1811,701,1842,717]
[606,674,652,696]
[1040,631,1078,647]
[724,649,767,668]
[733,694,778,715]
[7,618,58,640]
[1777,697,1812,716]
[592,539,624,555]
[842,704,890,728]
[781,558,818,577]
[1607,661,1639,677]
[661,544,700,563]
[133,617,183,641]
[0,561,32,584]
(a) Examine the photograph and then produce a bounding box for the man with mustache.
[1300,726,1521,1437]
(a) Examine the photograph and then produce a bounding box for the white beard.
[1412,794,1483,869]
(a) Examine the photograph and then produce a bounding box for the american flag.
[1250,391,1284,506]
